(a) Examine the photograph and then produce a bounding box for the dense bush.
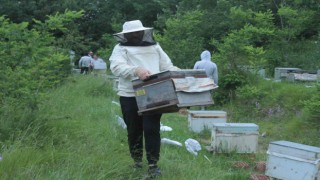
[212,70,248,105]
[0,11,82,141]
[303,85,320,125]
[230,79,317,123]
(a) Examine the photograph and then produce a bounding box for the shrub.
[0,11,82,142]
[303,85,320,125]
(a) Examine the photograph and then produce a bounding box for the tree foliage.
[156,10,205,68]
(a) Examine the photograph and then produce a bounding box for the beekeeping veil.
[113,20,156,46]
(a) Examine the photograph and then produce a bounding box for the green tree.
[156,10,205,68]
[209,7,275,103]
[265,3,319,71]
[211,7,275,71]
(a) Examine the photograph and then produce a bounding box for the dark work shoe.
[148,165,161,178]
[133,162,143,169]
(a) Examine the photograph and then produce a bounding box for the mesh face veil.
[113,29,156,46]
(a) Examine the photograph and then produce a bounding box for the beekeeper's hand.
[135,67,151,80]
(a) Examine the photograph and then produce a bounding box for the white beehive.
[274,67,301,81]
[265,140,320,180]
[211,123,259,153]
[188,110,227,133]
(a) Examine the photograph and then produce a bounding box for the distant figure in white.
[92,55,107,76]
[193,50,218,85]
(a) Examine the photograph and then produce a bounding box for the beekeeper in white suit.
[109,20,180,178]
[193,50,218,85]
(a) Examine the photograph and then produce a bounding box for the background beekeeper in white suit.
[193,50,218,85]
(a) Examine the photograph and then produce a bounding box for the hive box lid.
[212,123,259,133]
[268,140,320,161]
[189,110,226,116]
[132,70,207,89]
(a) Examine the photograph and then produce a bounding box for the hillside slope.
[0,75,319,179]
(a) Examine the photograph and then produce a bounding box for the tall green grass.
[0,75,319,179]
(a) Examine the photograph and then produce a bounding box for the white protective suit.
[193,50,218,85]
[109,43,179,97]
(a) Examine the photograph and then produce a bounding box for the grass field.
[0,75,319,179]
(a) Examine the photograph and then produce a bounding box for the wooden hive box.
[211,123,259,153]
[132,70,216,114]
[188,110,227,133]
[265,140,320,180]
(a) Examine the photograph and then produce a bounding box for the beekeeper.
[193,50,218,85]
[109,20,180,178]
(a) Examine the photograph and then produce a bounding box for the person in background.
[92,55,107,76]
[79,52,93,74]
[88,51,94,73]
[109,20,180,178]
[88,51,94,58]
[193,50,218,85]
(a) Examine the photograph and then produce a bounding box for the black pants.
[80,67,89,74]
[120,96,161,165]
